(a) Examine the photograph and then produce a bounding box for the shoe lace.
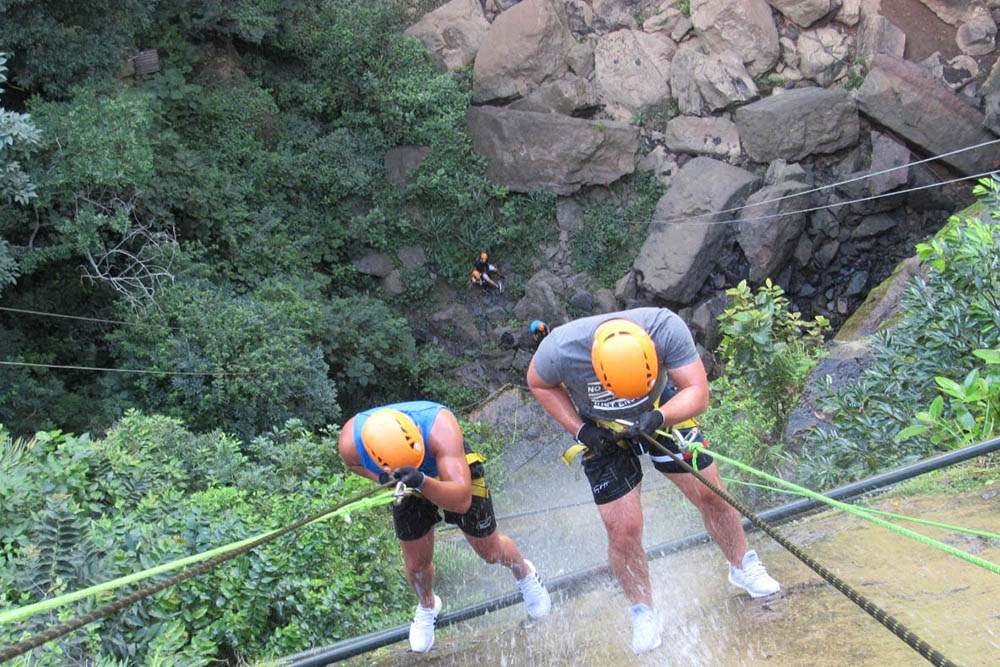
[741,559,768,583]
[519,571,543,597]
[413,604,437,629]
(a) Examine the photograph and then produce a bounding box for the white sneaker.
[728,550,781,598]
[516,559,552,619]
[408,594,441,653]
[630,603,662,655]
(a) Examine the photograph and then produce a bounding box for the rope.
[699,446,1000,576]
[0,359,255,377]
[633,170,997,228]
[721,476,1000,541]
[631,140,1000,226]
[636,432,959,667]
[0,482,395,662]
[0,306,135,327]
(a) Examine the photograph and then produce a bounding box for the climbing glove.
[575,419,620,457]
[625,409,664,439]
[393,465,426,490]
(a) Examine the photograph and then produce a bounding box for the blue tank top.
[352,401,444,478]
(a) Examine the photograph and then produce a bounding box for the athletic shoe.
[408,594,441,653]
[630,603,662,655]
[516,559,551,619]
[728,550,781,598]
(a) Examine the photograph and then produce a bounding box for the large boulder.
[856,55,998,175]
[594,29,675,118]
[663,116,741,159]
[634,157,760,303]
[472,0,575,103]
[797,27,851,86]
[857,14,906,62]
[513,270,570,323]
[508,74,601,115]
[737,179,814,283]
[690,0,779,77]
[734,87,859,162]
[767,0,839,28]
[467,106,639,195]
[404,0,490,71]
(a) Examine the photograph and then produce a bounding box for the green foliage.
[841,56,867,90]
[0,412,410,664]
[717,278,829,435]
[895,347,1000,447]
[701,375,781,479]
[570,171,665,287]
[801,182,1000,488]
[679,0,691,18]
[107,280,338,440]
[0,0,156,96]
[1,53,42,208]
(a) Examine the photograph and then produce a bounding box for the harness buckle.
[393,480,410,505]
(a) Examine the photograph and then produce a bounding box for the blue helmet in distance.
[530,320,547,334]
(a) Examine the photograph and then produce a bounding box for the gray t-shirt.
[533,308,699,422]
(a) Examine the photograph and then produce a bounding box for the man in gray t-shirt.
[528,307,780,655]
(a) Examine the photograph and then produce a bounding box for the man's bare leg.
[665,463,746,567]
[399,531,437,608]
[596,485,652,605]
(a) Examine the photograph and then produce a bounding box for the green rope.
[722,476,1000,541]
[0,490,394,626]
[697,445,1000,576]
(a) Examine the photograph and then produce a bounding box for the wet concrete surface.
[336,390,1000,666]
[348,481,1000,666]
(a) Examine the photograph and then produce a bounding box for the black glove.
[393,465,426,489]
[625,410,664,439]
[575,420,620,457]
[378,471,392,485]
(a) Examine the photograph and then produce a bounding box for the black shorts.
[391,463,497,541]
[581,427,715,505]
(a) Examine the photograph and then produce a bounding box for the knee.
[606,516,643,547]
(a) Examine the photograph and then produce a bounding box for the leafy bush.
[570,171,665,287]
[107,280,338,440]
[0,412,409,665]
[800,181,1000,488]
[895,348,1000,448]
[717,278,829,437]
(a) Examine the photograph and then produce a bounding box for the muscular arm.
[421,409,473,514]
[337,417,380,482]
[527,356,583,436]
[660,357,710,426]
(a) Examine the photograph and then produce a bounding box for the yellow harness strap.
[420,451,490,498]
[466,451,489,498]
[560,396,700,466]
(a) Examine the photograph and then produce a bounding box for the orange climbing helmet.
[361,408,425,471]
[471,269,482,278]
[591,319,658,399]
[480,252,488,261]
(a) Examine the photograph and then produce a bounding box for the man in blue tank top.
[338,400,551,653]
[528,308,780,655]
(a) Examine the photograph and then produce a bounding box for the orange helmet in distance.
[361,409,425,471]
[480,252,488,261]
[591,319,658,399]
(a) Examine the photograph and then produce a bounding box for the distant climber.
[527,309,780,655]
[338,401,551,653]
[529,320,549,345]
[471,252,502,293]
